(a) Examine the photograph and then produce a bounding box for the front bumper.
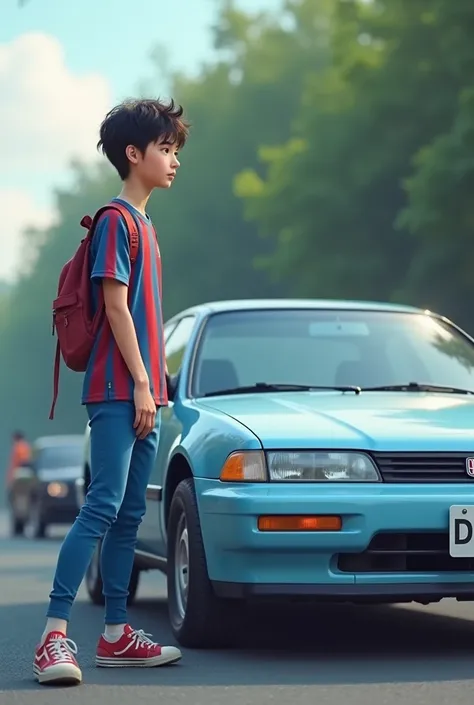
[39,482,80,524]
[195,479,474,598]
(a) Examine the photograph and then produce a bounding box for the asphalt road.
[1,512,474,705]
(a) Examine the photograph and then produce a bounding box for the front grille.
[372,452,474,483]
[338,532,474,573]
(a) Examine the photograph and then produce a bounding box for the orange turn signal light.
[258,515,342,532]
[220,451,267,482]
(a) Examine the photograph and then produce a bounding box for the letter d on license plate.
[449,506,474,557]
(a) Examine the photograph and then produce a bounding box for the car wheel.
[26,501,46,539]
[10,513,24,537]
[85,536,141,606]
[167,478,237,648]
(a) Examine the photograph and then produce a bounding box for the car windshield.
[36,444,83,470]
[191,309,474,397]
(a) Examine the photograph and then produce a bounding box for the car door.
[136,315,197,557]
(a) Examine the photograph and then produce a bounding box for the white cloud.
[0,32,112,172]
[0,32,112,281]
[0,190,55,282]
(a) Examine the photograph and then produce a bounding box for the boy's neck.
[117,180,151,217]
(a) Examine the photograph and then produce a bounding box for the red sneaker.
[33,631,82,685]
[96,625,182,668]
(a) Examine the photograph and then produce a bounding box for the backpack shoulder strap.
[107,202,139,264]
[85,201,140,264]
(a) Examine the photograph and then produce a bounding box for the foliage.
[5,0,474,472]
[236,0,472,313]
[0,1,301,465]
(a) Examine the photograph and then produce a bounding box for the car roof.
[33,435,83,449]
[169,298,427,321]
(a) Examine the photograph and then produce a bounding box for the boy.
[33,98,189,686]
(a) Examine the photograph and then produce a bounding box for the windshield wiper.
[360,382,474,395]
[202,380,474,398]
[202,383,361,398]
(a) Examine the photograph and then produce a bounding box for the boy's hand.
[133,382,157,439]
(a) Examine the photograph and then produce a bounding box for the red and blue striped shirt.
[81,198,168,406]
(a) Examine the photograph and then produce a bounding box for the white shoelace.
[46,636,78,663]
[115,629,158,655]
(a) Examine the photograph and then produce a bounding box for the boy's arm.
[102,279,148,388]
[91,212,156,438]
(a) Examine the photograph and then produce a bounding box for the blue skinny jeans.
[47,401,160,624]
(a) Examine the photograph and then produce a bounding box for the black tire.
[85,536,140,606]
[26,501,46,539]
[10,513,24,537]
[167,478,238,648]
[33,521,47,539]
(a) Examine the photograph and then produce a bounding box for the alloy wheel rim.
[174,513,189,620]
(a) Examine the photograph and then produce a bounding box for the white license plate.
[449,506,474,557]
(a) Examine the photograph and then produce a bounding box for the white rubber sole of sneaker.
[96,650,182,668]
[33,662,82,685]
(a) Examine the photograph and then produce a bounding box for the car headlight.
[266,451,381,482]
[47,482,69,498]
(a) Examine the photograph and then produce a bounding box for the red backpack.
[49,201,139,420]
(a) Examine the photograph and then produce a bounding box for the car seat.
[197,359,239,396]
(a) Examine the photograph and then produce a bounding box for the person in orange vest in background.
[6,430,32,490]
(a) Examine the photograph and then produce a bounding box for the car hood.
[38,466,82,482]
[197,392,474,451]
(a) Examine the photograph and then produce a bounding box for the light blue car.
[80,299,474,648]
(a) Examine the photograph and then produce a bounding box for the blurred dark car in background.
[8,434,83,538]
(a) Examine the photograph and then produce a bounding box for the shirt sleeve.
[90,210,131,286]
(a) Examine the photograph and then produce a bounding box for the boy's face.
[129,138,180,189]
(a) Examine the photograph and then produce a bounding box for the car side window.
[164,322,178,344]
[165,316,196,375]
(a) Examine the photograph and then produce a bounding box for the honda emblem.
[466,458,474,477]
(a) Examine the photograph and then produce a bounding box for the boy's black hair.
[97,98,190,180]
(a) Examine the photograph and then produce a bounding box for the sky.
[1,0,279,281]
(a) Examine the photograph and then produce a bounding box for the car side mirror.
[166,373,178,401]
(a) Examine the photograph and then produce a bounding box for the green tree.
[0,0,311,471]
[157,1,321,314]
[236,0,469,306]
[0,164,114,455]
[398,100,474,329]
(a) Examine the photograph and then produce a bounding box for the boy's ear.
[125,145,139,164]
